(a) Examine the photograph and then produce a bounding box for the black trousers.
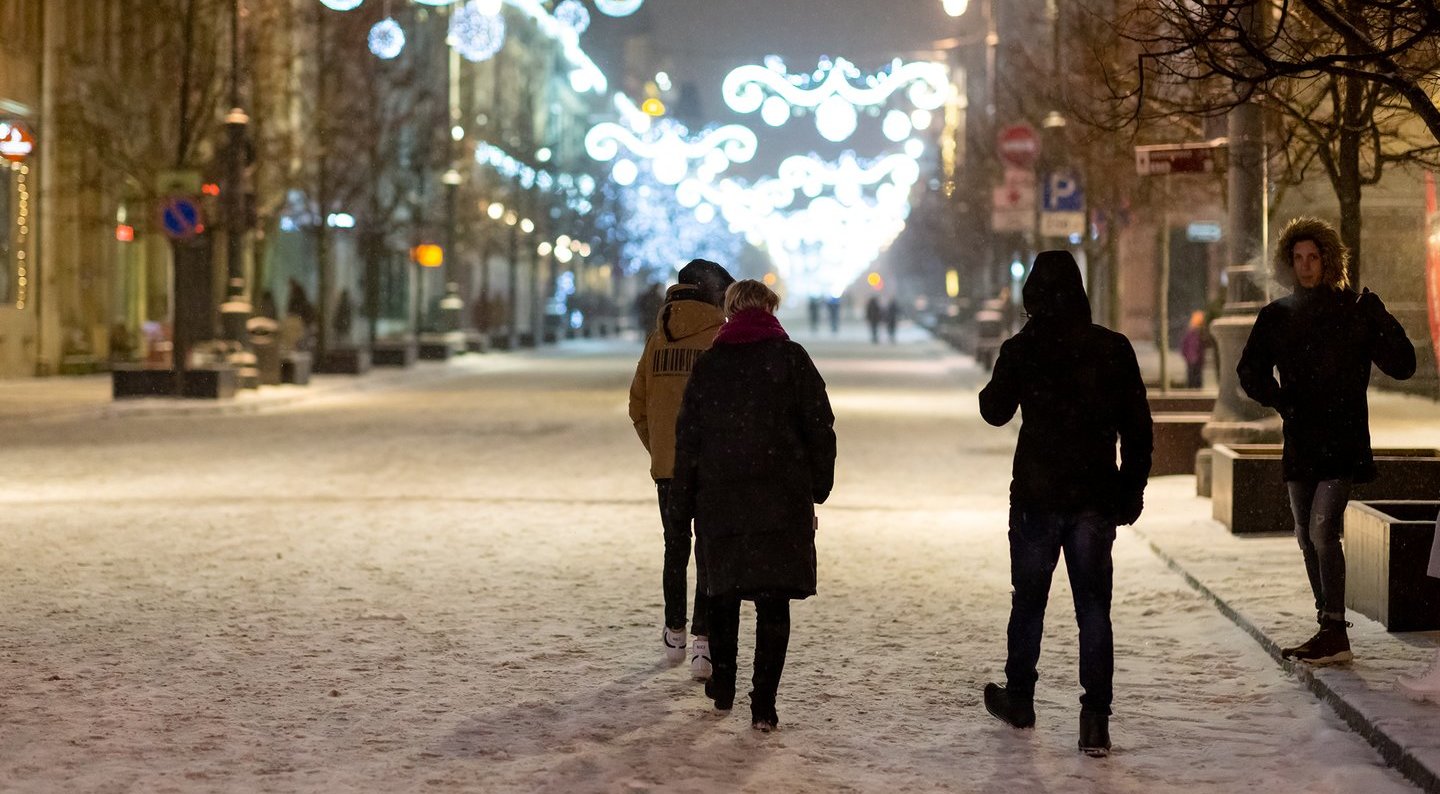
[655,480,709,636]
[1005,508,1115,715]
[708,596,790,720]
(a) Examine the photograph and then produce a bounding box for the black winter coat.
[669,337,836,600]
[979,253,1153,515]
[1237,286,1415,483]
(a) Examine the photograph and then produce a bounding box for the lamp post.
[220,0,252,344]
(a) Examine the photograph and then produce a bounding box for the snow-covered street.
[0,328,1420,793]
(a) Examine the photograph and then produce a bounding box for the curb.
[1132,524,1440,794]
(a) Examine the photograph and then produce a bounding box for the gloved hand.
[1114,489,1144,526]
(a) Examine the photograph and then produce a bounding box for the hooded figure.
[976,250,1152,758]
[628,258,736,679]
[1238,216,1415,667]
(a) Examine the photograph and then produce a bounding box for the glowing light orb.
[555,0,591,34]
[695,203,716,224]
[905,138,925,158]
[761,96,790,127]
[415,0,460,4]
[449,1,506,62]
[653,153,687,185]
[595,0,643,16]
[368,17,405,59]
[911,108,933,130]
[815,95,858,142]
[612,159,638,186]
[882,109,912,142]
[318,0,363,10]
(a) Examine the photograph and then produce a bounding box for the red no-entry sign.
[997,124,1039,171]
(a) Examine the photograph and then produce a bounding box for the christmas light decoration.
[368,17,405,59]
[319,0,364,9]
[584,119,758,186]
[449,0,505,62]
[722,57,950,142]
[554,0,590,34]
[594,0,643,16]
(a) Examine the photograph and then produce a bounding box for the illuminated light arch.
[584,121,758,186]
[722,57,951,117]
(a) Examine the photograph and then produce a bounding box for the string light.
[594,0,643,16]
[449,0,506,62]
[554,0,590,34]
[368,17,405,59]
[318,0,364,9]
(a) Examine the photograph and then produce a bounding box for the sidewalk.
[0,351,531,424]
[1136,379,1440,791]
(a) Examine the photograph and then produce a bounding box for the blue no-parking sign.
[160,196,202,240]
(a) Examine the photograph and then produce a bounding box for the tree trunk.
[1337,72,1365,288]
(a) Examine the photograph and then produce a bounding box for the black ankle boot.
[704,677,734,711]
[1079,710,1110,757]
[983,683,1035,729]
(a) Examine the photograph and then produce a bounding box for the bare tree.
[1076,0,1440,284]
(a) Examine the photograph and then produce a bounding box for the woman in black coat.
[669,279,836,732]
[1238,216,1415,665]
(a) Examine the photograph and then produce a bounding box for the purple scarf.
[714,309,790,345]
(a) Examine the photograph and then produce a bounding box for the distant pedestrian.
[884,297,900,344]
[634,283,665,337]
[808,296,822,334]
[1180,310,1206,388]
[865,295,883,344]
[1396,507,1440,703]
[628,259,736,680]
[1238,216,1415,665]
[670,279,836,733]
[978,250,1153,758]
[826,297,840,334]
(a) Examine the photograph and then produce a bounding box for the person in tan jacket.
[629,259,734,679]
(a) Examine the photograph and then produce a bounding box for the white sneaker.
[690,636,712,681]
[1397,649,1440,703]
[663,626,686,665]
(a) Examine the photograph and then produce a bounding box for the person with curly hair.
[1238,216,1416,665]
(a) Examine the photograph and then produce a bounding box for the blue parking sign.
[1043,171,1084,213]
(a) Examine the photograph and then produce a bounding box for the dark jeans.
[656,480,709,636]
[1286,479,1352,620]
[1005,508,1116,715]
[708,596,790,720]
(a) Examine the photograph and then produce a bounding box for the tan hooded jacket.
[629,285,724,480]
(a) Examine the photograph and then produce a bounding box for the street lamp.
[220,0,252,346]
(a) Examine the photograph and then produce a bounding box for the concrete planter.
[314,347,372,376]
[1344,500,1440,631]
[281,352,313,385]
[372,340,418,368]
[1211,444,1440,534]
[112,367,238,400]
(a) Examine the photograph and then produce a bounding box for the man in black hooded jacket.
[977,250,1153,758]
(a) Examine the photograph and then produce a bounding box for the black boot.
[705,677,734,712]
[1079,710,1110,757]
[983,683,1035,729]
[1286,617,1353,665]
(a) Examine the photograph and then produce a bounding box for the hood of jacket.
[1022,250,1092,329]
[657,284,724,343]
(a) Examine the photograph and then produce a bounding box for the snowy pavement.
[0,324,1425,792]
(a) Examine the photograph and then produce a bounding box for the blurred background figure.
[1181,310,1207,388]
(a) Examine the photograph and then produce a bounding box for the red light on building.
[115,224,135,242]
[201,183,221,196]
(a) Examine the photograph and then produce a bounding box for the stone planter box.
[282,351,313,386]
[1152,412,1211,476]
[1212,444,1440,534]
[372,340,418,368]
[314,347,372,375]
[1147,390,1216,414]
[1344,500,1440,631]
[113,367,237,400]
